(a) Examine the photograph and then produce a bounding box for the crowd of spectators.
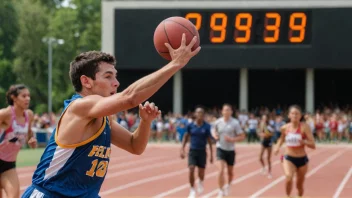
[31,104,352,144]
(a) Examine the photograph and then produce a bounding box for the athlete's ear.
[80,75,93,89]
[10,94,17,105]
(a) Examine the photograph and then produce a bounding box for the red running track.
[10,144,352,198]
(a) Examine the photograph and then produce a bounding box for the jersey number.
[86,159,109,177]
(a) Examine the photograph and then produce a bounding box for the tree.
[73,0,101,51]
[13,0,50,112]
[48,0,102,111]
[8,0,102,113]
[0,0,19,108]
[48,7,78,111]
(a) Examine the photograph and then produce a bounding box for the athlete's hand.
[165,33,201,68]
[139,101,161,123]
[224,135,234,143]
[180,149,186,159]
[28,137,37,149]
[273,147,280,156]
[299,139,306,146]
[212,131,219,140]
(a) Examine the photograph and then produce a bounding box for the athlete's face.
[289,108,301,123]
[304,114,310,121]
[92,62,120,97]
[276,116,282,122]
[222,105,232,118]
[194,108,204,121]
[13,88,30,109]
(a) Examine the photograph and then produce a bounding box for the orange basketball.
[153,16,200,60]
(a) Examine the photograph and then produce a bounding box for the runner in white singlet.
[0,84,37,197]
[274,105,315,198]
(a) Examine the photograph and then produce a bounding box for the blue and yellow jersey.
[28,94,111,198]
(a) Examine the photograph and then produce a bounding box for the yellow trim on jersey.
[54,100,107,149]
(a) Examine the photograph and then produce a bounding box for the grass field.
[16,148,45,167]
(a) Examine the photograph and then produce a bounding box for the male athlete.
[212,104,245,198]
[22,34,200,198]
[180,106,213,198]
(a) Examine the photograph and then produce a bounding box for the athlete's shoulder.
[214,118,221,124]
[61,94,100,118]
[280,123,289,132]
[187,122,195,127]
[300,122,311,132]
[26,109,34,120]
[230,117,240,125]
[0,107,11,118]
[203,121,211,128]
[0,106,12,120]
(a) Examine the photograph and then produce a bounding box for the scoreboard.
[102,0,352,69]
[181,10,311,45]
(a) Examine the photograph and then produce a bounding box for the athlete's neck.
[12,105,25,118]
[223,116,230,122]
[195,119,203,126]
[77,90,89,97]
[291,121,300,128]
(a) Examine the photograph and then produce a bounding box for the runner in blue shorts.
[180,106,213,198]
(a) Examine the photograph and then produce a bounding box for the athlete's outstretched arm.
[72,35,201,119]
[26,110,34,140]
[110,119,151,155]
[180,127,190,159]
[111,101,161,155]
[302,123,316,149]
[26,110,37,148]
[207,136,214,163]
[274,125,286,155]
[211,121,219,140]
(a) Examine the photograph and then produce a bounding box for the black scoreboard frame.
[102,0,352,69]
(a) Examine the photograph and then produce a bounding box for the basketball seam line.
[165,19,196,37]
[163,21,173,50]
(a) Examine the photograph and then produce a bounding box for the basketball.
[153,16,200,60]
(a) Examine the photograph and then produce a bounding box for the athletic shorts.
[216,148,235,166]
[0,159,16,174]
[188,149,206,168]
[22,185,62,198]
[22,184,101,198]
[284,155,309,169]
[262,139,273,148]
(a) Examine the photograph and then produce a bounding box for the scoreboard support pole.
[239,68,248,111]
[173,71,183,115]
[305,68,314,113]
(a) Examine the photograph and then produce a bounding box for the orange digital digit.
[289,13,307,43]
[185,13,202,30]
[234,13,252,43]
[209,13,228,43]
[263,13,281,43]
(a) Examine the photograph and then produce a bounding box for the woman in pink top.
[0,84,37,198]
